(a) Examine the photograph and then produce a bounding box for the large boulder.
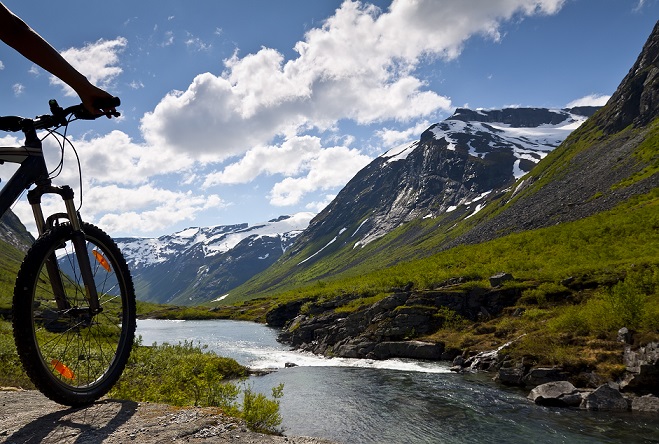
[496,366,525,386]
[523,367,571,387]
[580,384,629,411]
[371,341,445,360]
[528,381,583,407]
[620,342,659,394]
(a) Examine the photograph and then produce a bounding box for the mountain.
[287,107,597,259]
[0,210,33,253]
[446,20,659,248]
[114,213,313,305]
[223,23,658,305]
[219,106,599,303]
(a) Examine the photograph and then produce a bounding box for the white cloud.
[0,60,4,70]
[185,35,212,51]
[203,136,324,187]
[268,145,371,206]
[18,0,568,237]
[13,83,24,96]
[50,37,127,95]
[138,0,565,211]
[376,120,433,149]
[162,31,175,47]
[140,0,566,158]
[90,185,225,235]
[306,194,337,213]
[566,94,611,108]
[204,135,371,205]
[13,182,225,237]
[41,131,194,189]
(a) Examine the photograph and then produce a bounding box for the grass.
[228,188,659,310]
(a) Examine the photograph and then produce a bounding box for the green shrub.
[549,268,658,337]
[242,383,284,434]
[109,339,284,434]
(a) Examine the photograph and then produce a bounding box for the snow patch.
[381,141,418,164]
[352,219,369,237]
[298,236,337,265]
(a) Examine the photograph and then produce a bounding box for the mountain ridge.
[291,106,596,258]
[114,213,313,304]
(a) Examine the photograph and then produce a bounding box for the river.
[137,319,659,444]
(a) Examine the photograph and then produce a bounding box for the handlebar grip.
[92,96,121,109]
[0,116,24,132]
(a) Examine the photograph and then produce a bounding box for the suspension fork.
[28,184,102,314]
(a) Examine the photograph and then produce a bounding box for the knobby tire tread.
[12,223,136,406]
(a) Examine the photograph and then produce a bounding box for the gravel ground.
[0,388,335,444]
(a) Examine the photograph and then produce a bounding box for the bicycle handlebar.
[0,97,121,133]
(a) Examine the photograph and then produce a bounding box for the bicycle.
[0,98,136,406]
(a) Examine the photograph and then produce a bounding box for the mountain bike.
[0,98,136,406]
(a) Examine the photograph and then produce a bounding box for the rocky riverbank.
[450,335,659,413]
[268,276,659,414]
[271,275,520,360]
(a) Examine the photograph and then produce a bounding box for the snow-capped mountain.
[288,107,598,261]
[115,213,313,305]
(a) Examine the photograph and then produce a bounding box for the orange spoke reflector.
[93,249,112,272]
[51,359,75,380]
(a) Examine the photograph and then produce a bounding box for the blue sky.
[1,0,657,237]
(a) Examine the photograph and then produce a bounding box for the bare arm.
[0,2,116,114]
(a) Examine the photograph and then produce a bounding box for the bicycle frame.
[0,125,101,313]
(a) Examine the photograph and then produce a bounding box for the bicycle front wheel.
[12,222,136,406]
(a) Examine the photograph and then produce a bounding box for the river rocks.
[495,365,525,385]
[617,327,633,344]
[276,288,520,362]
[266,299,312,327]
[371,341,445,360]
[334,340,376,359]
[620,342,659,393]
[275,287,523,362]
[528,381,583,407]
[580,383,629,411]
[527,381,652,412]
[522,367,571,387]
[631,394,659,412]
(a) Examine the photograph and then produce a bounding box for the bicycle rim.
[13,223,135,405]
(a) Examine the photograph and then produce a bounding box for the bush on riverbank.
[111,339,284,434]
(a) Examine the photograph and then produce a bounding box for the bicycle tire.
[12,222,136,406]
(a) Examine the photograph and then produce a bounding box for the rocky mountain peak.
[597,20,659,134]
[290,106,592,263]
[449,107,599,128]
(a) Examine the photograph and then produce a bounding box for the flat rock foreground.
[0,389,335,444]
